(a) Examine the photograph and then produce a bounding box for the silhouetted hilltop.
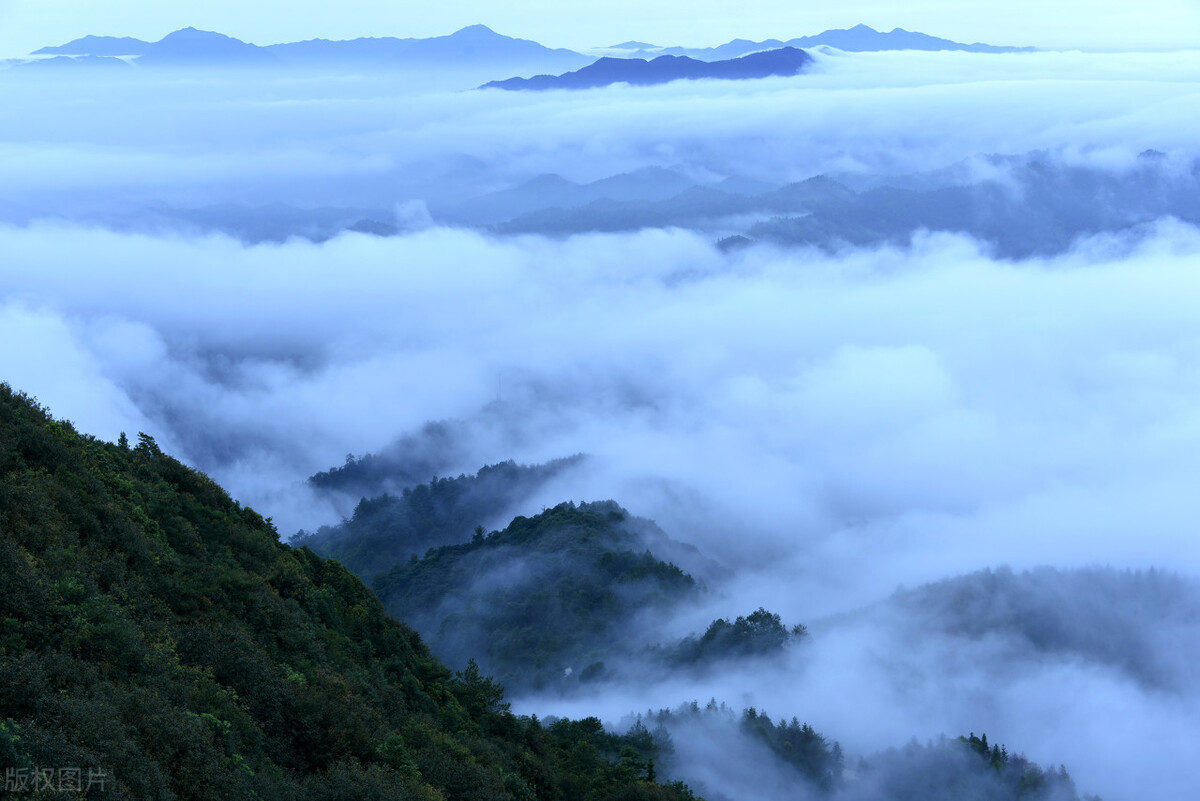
[482,46,813,90]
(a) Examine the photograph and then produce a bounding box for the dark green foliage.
[844,734,1082,801]
[645,701,841,792]
[957,733,1080,800]
[372,501,700,691]
[296,456,583,581]
[0,384,699,801]
[663,608,807,666]
[306,420,465,498]
[643,702,1080,801]
[740,708,841,790]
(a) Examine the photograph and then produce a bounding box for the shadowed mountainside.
[482,47,813,90]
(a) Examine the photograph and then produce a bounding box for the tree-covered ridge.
[372,500,700,692]
[0,384,699,801]
[665,608,808,666]
[641,702,1084,801]
[295,456,583,582]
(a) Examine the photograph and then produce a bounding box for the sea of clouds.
[4,46,1200,799]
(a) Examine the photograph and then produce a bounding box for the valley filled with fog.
[4,32,1200,800]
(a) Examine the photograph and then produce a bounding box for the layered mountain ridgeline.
[483,154,1200,259]
[481,47,813,90]
[370,501,706,691]
[432,167,699,227]
[45,153,1196,253]
[295,457,585,581]
[26,22,1034,68]
[0,384,700,801]
[26,25,591,72]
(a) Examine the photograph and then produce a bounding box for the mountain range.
[602,24,1037,60]
[481,46,814,90]
[21,23,1035,73]
[28,25,591,71]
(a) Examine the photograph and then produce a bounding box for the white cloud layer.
[2,49,1198,209]
[6,221,1200,589]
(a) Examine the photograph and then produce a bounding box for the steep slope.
[0,383,698,801]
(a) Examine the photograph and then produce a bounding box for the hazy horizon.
[3,0,1200,58]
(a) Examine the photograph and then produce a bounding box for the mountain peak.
[452,24,501,38]
[160,27,242,42]
[608,40,659,49]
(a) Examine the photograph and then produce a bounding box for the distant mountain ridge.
[34,34,150,56]
[267,23,588,68]
[604,24,1036,60]
[482,46,814,90]
[28,24,590,71]
[26,22,1036,72]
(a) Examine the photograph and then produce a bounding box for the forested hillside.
[372,501,701,691]
[0,384,697,801]
[295,457,583,581]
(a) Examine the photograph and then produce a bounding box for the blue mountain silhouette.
[482,46,813,90]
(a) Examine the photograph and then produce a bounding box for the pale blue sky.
[2,0,1199,56]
